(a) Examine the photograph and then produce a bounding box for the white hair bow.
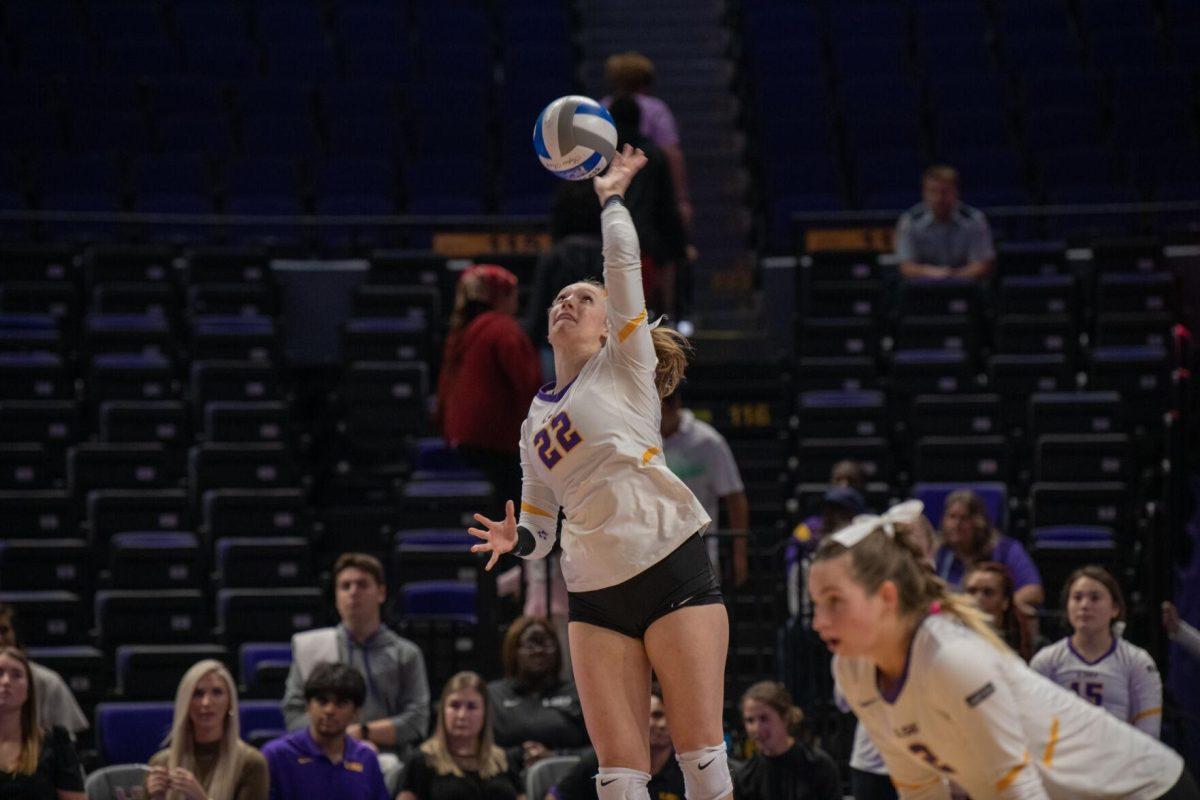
[831,500,926,548]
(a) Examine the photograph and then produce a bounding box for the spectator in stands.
[1031,566,1163,738]
[895,165,995,281]
[488,617,588,773]
[265,663,388,800]
[786,485,868,617]
[0,604,87,740]
[603,51,693,228]
[830,459,867,492]
[661,389,750,585]
[436,263,541,509]
[934,489,1043,618]
[964,562,1035,662]
[734,681,840,800]
[550,689,683,800]
[146,659,268,800]
[607,93,689,317]
[1163,602,1200,661]
[0,646,84,799]
[281,553,429,773]
[398,671,520,800]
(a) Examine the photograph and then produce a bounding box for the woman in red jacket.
[436,264,541,508]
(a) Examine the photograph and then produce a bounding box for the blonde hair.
[741,681,804,736]
[163,660,244,800]
[813,521,1009,654]
[551,279,692,398]
[420,672,507,779]
[0,647,41,774]
[605,52,655,92]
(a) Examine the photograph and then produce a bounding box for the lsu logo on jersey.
[533,411,582,469]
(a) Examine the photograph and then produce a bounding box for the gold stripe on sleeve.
[1132,707,1163,722]
[617,309,648,342]
[996,751,1031,792]
[890,776,941,791]
[1042,717,1060,766]
[520,501,554,518]
[641,447,661,466]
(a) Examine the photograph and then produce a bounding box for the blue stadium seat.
[914,436,1011,483]
[92,283,180,318]
[394,529,477,547]
[0,539,89,594]
[0,591,85,646]
[341,317,432,363]
[239,642,292,698]
[910,393,1002,438]
[799,317,880,359]
[187,283,277,318]
[68,442,174,500]
[399,480,493,529]
[239,699,286,743]
[191,360,282,408]
[95,589,208,647]
[1030,525,1118,609]
[188,442,296,505]
[795,390,887,439]
[191,315,277,362]
[997,275,1077,316]
[204,401,289,443]
[912,482,1008,532]
[216,588,324,646]
[889,349,977,397]
[115,644,229,699]
[993,315,1077,359]
[795,356,878,393]
[0,444,51,490]
[216,537,311,588]
[87,354,176,407]
[794,437,890,484]
[202,488,309,538]
[87,489,190,554]
[1087,345,1171,427]
[1029,482,1129,530]
[0,353,71,400]
[82,314,174,359]
[1028,391,1125,438]
[400,581,477,620]
[25,646,105,704]
[0,400,81,448]
[95,701,174,764]
[894,315,979,354]
[1035,434,1134,484]
[1096,272,1174,315]
[1095,312,1173,349]
[99,401,190,447]
[109,532,201,590]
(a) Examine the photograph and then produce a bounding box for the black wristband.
[602,195,625,210]
[359,723,370,742]
[512,525,536,557]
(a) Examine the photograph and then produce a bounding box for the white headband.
[831,500,926,548]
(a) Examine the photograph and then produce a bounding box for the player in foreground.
[808,501,1198,799]
[468,145,731,800]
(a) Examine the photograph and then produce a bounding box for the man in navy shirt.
[264,662,390,800]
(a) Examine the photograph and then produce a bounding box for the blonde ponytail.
[814,522,1011,655]
[651,326,691,399]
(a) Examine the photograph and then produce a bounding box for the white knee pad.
[677,744,732,800]
[595,767,651,800]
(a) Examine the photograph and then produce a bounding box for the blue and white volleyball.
[533,95,618,181]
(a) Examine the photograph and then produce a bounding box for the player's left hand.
[468,500,518,571]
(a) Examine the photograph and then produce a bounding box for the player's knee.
[676,744,732,800]
[595,767,651,800]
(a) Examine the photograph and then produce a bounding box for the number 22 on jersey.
[534,412,582,469]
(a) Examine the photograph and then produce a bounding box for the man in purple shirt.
[263,662,390,800]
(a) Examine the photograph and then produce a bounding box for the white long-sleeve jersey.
[835,614,1183,800]
[1030,636,1163,738]
[514,201,710,592]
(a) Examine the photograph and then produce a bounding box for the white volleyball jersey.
[1029,636,1163,738]
[834,614,1182,800]
[516,203,709,592]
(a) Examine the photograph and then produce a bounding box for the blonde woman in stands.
[809,501,1198,799]
[146,659,268,800]
[467,146,731,800]
[0,646,84,800]
[1031,566,1163,738]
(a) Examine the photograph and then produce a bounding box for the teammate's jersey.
[1030,636,1163,738]
[835,614,1182,800]
[516,202,709,592]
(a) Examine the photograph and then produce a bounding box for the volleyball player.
[468,145,732,800]
[1030,565,1163,737]
[807,501,1198,799]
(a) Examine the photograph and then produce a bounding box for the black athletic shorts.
[567,532,723,639]
[1158,766,1200,800]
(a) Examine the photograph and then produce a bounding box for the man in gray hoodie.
[281,552,429,778]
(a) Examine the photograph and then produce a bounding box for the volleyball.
[532,95,618,181]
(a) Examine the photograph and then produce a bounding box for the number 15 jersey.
[516,203,710,593]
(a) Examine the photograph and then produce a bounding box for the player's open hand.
[594,144,648,204]
[468,500,518,571]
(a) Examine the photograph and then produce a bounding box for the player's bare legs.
[568,621,654,771]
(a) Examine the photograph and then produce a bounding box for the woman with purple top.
[934,489,1044,618]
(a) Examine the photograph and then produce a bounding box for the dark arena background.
[0,0,1197,795]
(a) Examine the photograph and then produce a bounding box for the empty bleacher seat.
[1028,391,1125,437]
[115,644,229,699]
[191,360,283,409]
[82,313,175,359]
[1095,311,1173,349]
[0,490,77,538]
[1034,434,1134,483]
[95,701,173,764]
[341,317,432,363]
[914,436,1011,483]
[0,353,72,400]
[216,537,311,588]
[99,401,190,447]
[909,393,1002,438]
[0,443,52,489]
[26,645,105,705]
[793,438,890,483]
[396,615,480,699]
[400,581,477,619]
[0,400,81,448]
[795,357,879,393]
[238,642,292,698]
[87,353,176,406]
[188,443,296,504]
[95,590,208,647]
[997,275,1077,316]
[109,533,201,590]
[399,481,494,529]
[337,361,430,447]
[897,279,980,317]
[795,390,886,438]
[191,315,278,362]
[1030,526,1118,609]
[1096,272,1174,315]
[92,282,179,318]
[1087,345,1171,427]
[216,588,324,647]
[803,280,883,319]
[68,443,174,499]
[889,349,976,397]
[203,401,289,443]
[202,488,309,538]
[187,283,277,317]
[86,489,190,553]
[894,315,979,354]
[993,314,1077,359]
[987,354,1075,426]
[0,591,84,646]
[799,318,880,358]
[0,539,88,594]
[1029,482,1129,531]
